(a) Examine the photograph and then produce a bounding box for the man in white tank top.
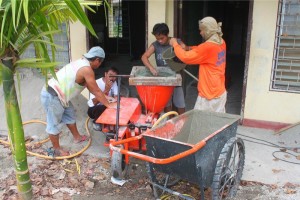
[41,46,117,156]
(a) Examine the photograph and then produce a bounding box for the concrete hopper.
[129,66,182,113]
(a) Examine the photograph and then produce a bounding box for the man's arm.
[80,67,116,108]
[169,38,204,65]
[104,79,113,95]
[92,94,115,105]
[141,45,158,76]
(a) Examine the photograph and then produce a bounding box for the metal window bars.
[271,0,300,93]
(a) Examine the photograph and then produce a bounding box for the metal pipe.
[115,76,122,141]
[109,75,131,141]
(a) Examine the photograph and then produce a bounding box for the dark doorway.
[175,0,250,115]
[87,0,146,78]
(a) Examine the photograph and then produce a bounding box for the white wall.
[244,0,300,124]
[69,21,88,61]
[147,0,174,66]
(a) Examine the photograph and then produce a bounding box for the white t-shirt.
[87,78,118,107]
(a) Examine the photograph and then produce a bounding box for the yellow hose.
[0,111,178,159]
[0,118,92,160]
[152,111,178,128]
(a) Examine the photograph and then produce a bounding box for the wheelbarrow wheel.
[212,137,245,200]
[146,163,181,198]
[111,145,129,179]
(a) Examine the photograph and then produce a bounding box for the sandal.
[74,135,89,144]
[47,147,70,157]
[54,149,70,156]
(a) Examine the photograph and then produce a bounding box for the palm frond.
[0,2,11,47]
[1,0,107,73]
[15,58,60,68]
[22,0,29,22]
[10,0,16,30]
[63,0,97,37]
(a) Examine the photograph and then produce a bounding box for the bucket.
[162,47,186,72]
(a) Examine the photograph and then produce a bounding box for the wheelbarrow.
[110,109,245,200]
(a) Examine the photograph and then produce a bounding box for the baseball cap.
[83,46,105,59]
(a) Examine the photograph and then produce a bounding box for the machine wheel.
[111,145,129,179]
[146,163,181,198]
[212,137,245,200]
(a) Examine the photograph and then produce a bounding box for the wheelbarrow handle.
[110,134,144,146]
[110,136,207,165]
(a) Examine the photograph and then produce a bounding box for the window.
[108,0,122,38]
[271,0,300,93]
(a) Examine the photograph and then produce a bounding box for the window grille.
[108,0,123,38]
[271,0,300,93]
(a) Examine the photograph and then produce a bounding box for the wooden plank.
[275,121,300,134]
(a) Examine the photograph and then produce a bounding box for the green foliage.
[0,0,104,72]
[0,1,109,199]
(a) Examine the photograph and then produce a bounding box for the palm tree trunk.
[2,58,33,200]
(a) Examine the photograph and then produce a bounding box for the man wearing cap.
[40,46,117,156]
[169,16,227,113]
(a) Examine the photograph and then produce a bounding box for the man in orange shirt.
[169,16,227,113]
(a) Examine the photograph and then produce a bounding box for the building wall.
[68,0,299,126]
[69,21,88,61]
[147,0,174,66]
[244,0,300,125]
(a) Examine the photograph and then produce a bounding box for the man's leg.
[164,105,172,113]
[41,90,69,156]
[92,104,106,123]
[66,123,83,142]
[211,91,227,113]
[173,86,185,115]
[177,107,185,115]
[49,134,69,156]
[164,93,173,113]
[87,107,96,121]
[63,103,88,142]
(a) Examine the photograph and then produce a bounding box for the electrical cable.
[237,133,300,165]
[237,133,300,150]
[272,151,300,165]
[0,118,92,160]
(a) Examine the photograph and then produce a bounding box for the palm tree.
[0,1,106,199]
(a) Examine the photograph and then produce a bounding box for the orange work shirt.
[173,40,226,100]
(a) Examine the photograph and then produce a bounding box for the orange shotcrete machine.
[95,66,181,178]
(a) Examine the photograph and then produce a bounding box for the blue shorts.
[40,88,76,135]
[166,86,185,108]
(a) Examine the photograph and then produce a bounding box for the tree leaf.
[15,58,60,69]
[22,0,29,23]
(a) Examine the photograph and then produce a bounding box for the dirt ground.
[1,145,300,200]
